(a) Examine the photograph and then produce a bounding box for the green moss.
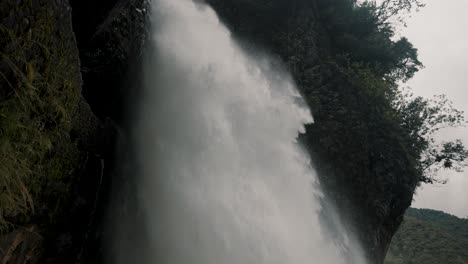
[0,2,81,232]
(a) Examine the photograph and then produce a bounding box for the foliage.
[392,91,467,183]
[405,208,468,239]
[315,0,467,184]
[385,208,468,264]
[316,0,423,82]
[371,0,425,27]
[421,140,468,183]
[0,3,81,231]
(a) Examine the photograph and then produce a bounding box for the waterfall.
[112,0,368,263]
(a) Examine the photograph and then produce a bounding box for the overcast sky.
[400,0,468,218]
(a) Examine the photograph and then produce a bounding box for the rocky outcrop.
[70,0,149,120]
[0,0,147,262]
[0,0,107,262]
[1,0,415,263]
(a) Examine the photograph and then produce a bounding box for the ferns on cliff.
[0,4,81,232]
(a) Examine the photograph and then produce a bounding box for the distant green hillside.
[405,208,468,240]
[385,208,468,264]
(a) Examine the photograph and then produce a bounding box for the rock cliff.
[0,0,417,263]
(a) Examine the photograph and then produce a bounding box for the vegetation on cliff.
[315,0,466,182]
[385,208,468,264]
[0,0,83,232]
[309,0,467,259]
[0,0,465,262]
[1,0,147,262]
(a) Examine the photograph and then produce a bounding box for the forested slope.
[385,208,468,264]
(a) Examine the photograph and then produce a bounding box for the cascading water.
[114,0,368,263]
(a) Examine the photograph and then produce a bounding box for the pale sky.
[401,0,468,218]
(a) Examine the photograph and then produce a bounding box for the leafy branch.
[392,89,467,183]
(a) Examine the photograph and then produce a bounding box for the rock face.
[70,0,149,120]
[0,0,85,262]
[1,0,414,263]
[0,0,148,263]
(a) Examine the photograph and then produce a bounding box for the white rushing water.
[121,0,368,263]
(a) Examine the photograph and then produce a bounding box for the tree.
[369,0,426,27]
[388,37,422,82]
[422,140,468,183]
[392,91,468,183]
[316,0,423,82]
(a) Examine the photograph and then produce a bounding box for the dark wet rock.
[70,0,150,121]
